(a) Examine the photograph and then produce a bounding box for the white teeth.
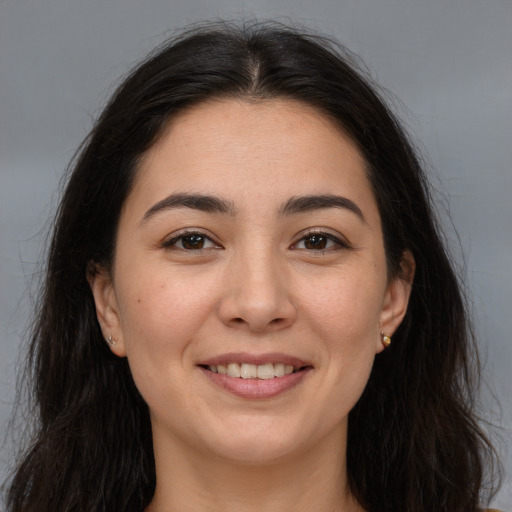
[208,362,304,379]
[227,363,241,378]
[257,363,275,380]
[240,363,258,379]
[274,363,285,377]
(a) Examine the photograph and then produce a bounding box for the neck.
[146,425,363,512]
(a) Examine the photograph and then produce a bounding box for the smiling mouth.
[199,362,310,380]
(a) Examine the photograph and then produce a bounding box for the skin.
[90,99,414,512]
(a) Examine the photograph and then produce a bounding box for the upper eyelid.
[161,229,220,247]
[293,236,347,250]
[293,228,351,245]
[160,227,350,248]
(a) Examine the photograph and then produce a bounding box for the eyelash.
[161,230,220,251]
[291,231,351,253]
[162,229,350,253]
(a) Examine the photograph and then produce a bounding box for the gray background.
[1,0,511,509]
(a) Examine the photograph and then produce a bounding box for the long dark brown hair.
[5,21,499,512]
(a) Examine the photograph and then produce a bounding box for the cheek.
[287,270,383,439]
[114,272,219,416]
[116,267,219,359]
[299,264,385,398]
[302,266,386,343]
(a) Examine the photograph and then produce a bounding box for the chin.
[211,438,301,465]
[198,417,318,465]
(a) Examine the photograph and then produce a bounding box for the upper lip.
[197,352,312,368]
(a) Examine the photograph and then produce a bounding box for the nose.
[217,248,297,333]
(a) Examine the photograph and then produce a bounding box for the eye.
[163,232,219,251]
[292,232,349,251]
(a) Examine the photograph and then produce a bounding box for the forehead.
[128,98,377,218]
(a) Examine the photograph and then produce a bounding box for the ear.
[87,264,127,357]
[377,250,415,353]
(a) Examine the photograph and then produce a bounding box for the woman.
[5,21,500,511]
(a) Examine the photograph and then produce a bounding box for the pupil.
[182,234,204,249]
[306,235,327,250]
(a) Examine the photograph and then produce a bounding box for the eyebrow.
[279,194,365,222]
[139,192,365,226]
[139,192,236,226]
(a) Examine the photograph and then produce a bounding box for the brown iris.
[303,234,328,250]
[181,234,206,250]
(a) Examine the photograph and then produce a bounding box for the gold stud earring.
[381,332,391,348]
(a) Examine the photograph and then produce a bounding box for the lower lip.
[199,367,311,399]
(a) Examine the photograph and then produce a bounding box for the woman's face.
[91,99,412,464]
